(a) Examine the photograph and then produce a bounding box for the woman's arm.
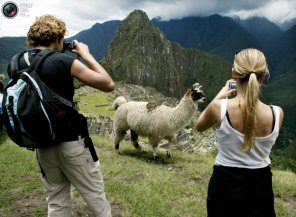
[195,100,220,132]
[195,80,236,132]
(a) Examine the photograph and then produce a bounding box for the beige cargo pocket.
[89,160,104,186]
[62,145,86,166]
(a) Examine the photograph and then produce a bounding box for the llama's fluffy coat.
[114,93,196,138]
[113,88,202,156]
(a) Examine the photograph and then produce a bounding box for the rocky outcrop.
[114,83,179,106]
[87,115,113,137]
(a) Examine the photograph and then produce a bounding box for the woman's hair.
[233,48,269,151]
[27,15,66,47]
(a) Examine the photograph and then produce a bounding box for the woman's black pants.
[207,165,276,217]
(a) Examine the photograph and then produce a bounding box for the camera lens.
[2,2,18,19]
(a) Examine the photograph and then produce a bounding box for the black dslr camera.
[63,41,76,52]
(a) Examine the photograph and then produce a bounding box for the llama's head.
[190,83,206,102]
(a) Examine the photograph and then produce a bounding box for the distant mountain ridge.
[271,25,296,78]
[152,14,261,61]
[0,37,28,77]
[264,25,296,145]
[0,14,287,66]
[0,12,294,98]
[68,20,120,60]
[103,10,231,99]
[234,17,283,54]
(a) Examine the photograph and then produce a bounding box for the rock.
[86,116,113,137]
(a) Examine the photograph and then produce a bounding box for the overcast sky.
[0,0,295,37]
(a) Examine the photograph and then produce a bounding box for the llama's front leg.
[130,130,141,151]
[166,136,176,158]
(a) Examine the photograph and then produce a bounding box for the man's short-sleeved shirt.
[19,49,75,102]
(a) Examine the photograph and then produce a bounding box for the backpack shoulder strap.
[28,49,55,73]
[8,51,27,78]
[26,49,74,108]
[23,52,31,66]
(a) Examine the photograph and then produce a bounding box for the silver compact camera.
[228,81,237,90]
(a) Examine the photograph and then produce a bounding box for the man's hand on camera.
[72,40,91,59]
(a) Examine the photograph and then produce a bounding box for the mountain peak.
[209,14,223,18]
[248,16,268,21]
[126,9,150,22]
[104,10,231,98]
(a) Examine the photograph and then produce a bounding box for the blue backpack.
[2,49,76,149]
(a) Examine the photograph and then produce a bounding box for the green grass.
[95,136,211,217]
[0,131,45,216]
[77,92,115,118]
[0,131,295,217]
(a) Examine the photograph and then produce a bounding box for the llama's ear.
[185,89,191,96]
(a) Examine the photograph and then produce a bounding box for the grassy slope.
[0,90,295,216]
[0,132,295,217]
[77,92,115,118]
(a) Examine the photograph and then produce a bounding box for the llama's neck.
[170,95,197,131]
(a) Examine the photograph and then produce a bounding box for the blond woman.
[196,48,284,217]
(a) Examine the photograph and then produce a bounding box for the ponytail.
[233,48,268,151]
[241,73,260,151]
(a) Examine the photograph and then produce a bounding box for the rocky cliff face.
[104,10,232,99]
[104,10,183,97]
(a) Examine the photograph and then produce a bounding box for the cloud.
[140,0,268,20]
[0,0,295,37]
[224,0,296,23]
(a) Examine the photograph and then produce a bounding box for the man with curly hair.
[8,15,114,217]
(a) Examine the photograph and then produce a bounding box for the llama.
[113,83,205,158]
